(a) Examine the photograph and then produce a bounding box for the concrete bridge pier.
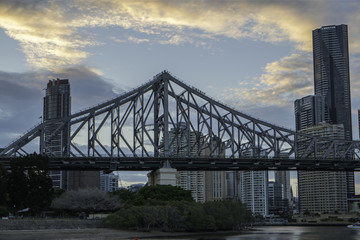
[147,160,177,186]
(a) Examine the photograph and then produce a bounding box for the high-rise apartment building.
[294,95,325,131]
[43,79,71,189]
[168,123,206,202]
[100,172,119,192]
[297,123,348,214]
[313,24,352,140]
[238,150,268,216]
[238,170,268,216]
[313,24,354,198]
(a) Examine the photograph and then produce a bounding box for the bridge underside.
[2,157,360,171]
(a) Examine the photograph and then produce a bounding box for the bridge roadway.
[1,157,360,171]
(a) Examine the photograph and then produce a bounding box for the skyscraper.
[100,171,119,192]
[43,79,100,190]
[313,24,354,198]
[275,170,291,208]
[313,24,352,140]
[238,150,268,217]
[168,122,206,202]
[43,79,71,188]
[297,123,348,213]
[238,170,268,216]
[294,95,325,131]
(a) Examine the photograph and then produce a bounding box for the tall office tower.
[100,172,119,192]
[313,24,354,197]
[43,79,71,189]
[298,123,348,214]
[43,79,100,190]
[225,171,237,199]
[268,181,283,214]
[238,150,268,216]
[294,95,325,131]
[313,24,352,140]
[275,170,292,208]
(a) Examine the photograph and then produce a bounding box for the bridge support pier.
[147,161,177,186]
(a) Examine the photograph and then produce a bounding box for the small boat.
[347,222,360,229]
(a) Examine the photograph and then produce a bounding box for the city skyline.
[1,1,360,187]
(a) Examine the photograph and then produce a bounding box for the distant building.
[43,79,100,190]
[297,123,348,214]
[169,123,206,202]
[100,172,119,192]
[313,24,354,198]
[238,150,268,217]
[238,170,268,216]
[294,95,325,131]
[313,24,352,140]
[274,170,291,211]
[268,181,283,214]
[204,138,227,202]
[225,171,237,199]
[43,79,71,189]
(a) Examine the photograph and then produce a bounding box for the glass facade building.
[294,95,325,131]
[312,24,354,198]
[313,24,352,140]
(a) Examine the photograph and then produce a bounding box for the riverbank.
[0,228,246,240]
[0,219,105,230]
[0,219,246,240]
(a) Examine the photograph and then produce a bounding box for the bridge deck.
[1,157,360,171]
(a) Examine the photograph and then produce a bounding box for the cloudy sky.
[1,0,360,188]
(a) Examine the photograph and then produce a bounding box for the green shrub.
[0,206,9,217]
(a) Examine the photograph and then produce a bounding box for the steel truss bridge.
[1,71,360,171]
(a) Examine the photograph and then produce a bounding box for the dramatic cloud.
[222,53,313,110]
[0,1,93,70]
[2,0,360,135]
[0,67,119,147]
[1,0,360,71]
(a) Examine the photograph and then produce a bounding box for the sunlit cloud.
[128,36,149,44]
[2,0,359,71]
[222,53,313,109]
[0,1,94,70]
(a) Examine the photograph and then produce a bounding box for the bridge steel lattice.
[1,71,360,171]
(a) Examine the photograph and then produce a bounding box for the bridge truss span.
[1,71,360,167]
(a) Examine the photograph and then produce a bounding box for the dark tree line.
[105,185,254,231]
[0,154,53,216]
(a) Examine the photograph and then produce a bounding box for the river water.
[183,226,360,240]
[1,226,359,240]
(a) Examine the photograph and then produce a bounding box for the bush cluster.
[105,185,253,231]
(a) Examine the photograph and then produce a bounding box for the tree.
[7,154,53,215]
[52,188,122,214]
[0,162,7,206]
[139,185,194,202]
[110,188,141,205]
[203,200,253,230]
[7,158,28,213]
